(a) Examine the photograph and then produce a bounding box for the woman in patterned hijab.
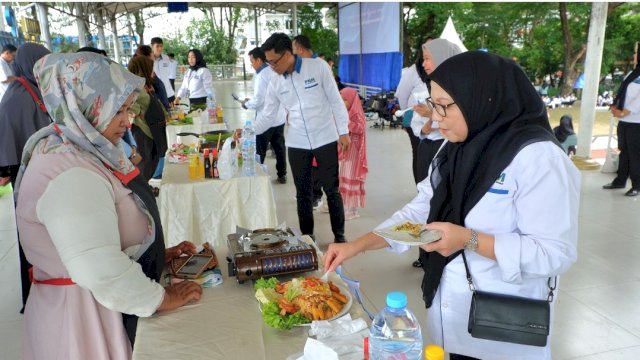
[15,53,202,358]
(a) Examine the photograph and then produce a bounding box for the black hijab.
[420,51,559,308]
[189,49,207,71]
[553,115,575,143]
[613,63,640,110]
[0,43,51,168]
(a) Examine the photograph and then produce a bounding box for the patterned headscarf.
[16,52,144,194]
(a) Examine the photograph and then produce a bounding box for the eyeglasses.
[267,53,286,67]
[426,97,457,117]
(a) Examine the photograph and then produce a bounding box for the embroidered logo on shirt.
[488,172,509,194]
[304,78,318,89]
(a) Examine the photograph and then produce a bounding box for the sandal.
[151,187,160,197]
[412,259,423,268]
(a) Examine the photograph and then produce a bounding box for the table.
[133,248,375,360]
[166,121,228,146]
[158,163,278,247]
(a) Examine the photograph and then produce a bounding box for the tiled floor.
[2,80,640,359]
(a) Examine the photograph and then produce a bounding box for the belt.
[29,267,76,286]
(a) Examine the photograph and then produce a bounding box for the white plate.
[257,283,353,327]
[374,225,442,246]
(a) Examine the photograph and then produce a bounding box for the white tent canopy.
[439,16,467,52]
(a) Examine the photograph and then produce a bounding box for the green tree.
[163,18,236,64]
[296,4,338,60]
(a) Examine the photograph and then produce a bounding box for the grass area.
[547,102,613,136]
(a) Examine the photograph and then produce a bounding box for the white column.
[291,3,298,36]
[36,3,52,50]
[576,2,608,159]
[75,3,87,48]
[96,9,107,50]
[0,4,6,32]
[110,17,120,64]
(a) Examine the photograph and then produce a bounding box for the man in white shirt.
[293,35,324,209]
[261,33,350,243]
[241,47,287,184]
[167,52,177,92]
[0,44,17,102]
[150,37,175,102]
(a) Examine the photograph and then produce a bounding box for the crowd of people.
[7,29,640,359]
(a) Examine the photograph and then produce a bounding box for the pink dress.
[339,88,368,209]
[16,152,153,360]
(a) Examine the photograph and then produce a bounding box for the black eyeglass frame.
[426,97,457,117]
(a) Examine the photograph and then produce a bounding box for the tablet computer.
[174,254,213,279]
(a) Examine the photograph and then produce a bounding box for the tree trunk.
[401,5,414,67]
[133,10,145,45]
[559,3,583,95]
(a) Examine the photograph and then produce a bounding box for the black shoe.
[412,259,422,268]
[625,189,639,197]
[277,176,287,184]
[334,236,346,243]
[603,182,625,189]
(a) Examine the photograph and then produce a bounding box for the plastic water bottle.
[241,120,256,176]
[369,292,423,360]
[206,92,216,124]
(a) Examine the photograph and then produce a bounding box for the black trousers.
[404,126,420,184]
[312,165,323,201]
[288,142,345,241]
[416,138,445,183]
[612,121,640,189]
[256,124,287,178]
[169,79,175,92]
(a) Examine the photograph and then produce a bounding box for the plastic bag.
[217,137,237,179]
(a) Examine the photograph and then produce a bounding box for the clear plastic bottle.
[369,292,422,360]
[241,120,256,176]
[206,92,216,124]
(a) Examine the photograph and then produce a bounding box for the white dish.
[258,283,353,327]
[374,225,442,246]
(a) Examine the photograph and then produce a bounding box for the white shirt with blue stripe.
[261,55,348,150]
[245,64,286,135]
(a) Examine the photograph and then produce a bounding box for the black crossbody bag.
[461,252,556,347]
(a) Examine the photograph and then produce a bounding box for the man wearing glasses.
[260,32,350,243]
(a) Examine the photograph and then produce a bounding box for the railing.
[343,82,384,99]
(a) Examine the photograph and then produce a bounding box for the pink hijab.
[340,87,368,180]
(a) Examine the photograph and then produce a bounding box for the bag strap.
[15,76,48,113]
[461,251,557,302]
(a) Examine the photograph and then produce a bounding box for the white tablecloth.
[133,249,375,360]
[166,121,228,146]
[158,163,278,247]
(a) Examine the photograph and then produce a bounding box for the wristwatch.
[464,229,479,251]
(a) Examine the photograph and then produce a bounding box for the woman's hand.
[173,97,181,107]
[421,119,434,135]
[156,281,203,312]
[323,242,360,273]
[165,241,197,264]
[421,222,469,257]
[413,103,432,118]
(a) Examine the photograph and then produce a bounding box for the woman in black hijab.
[553,114,577,154]
[173,48,216,110]
[324,52,580,359]
[603,43,640,196]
